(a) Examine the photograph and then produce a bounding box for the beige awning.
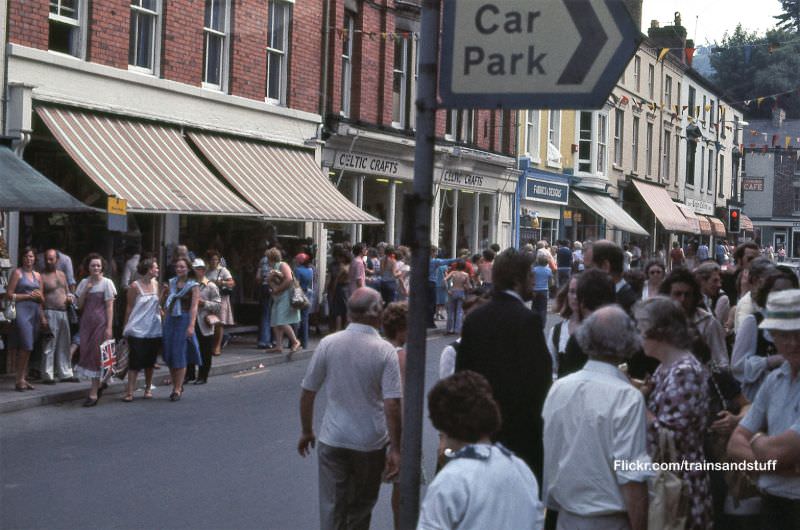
[36,106,258,216]
[696,215,713,235]
[708,216,727,237]
[741,214,754,231]
[676,204,701,235]
[631,180,692,233]
[188,132,381,224]
[572,190,648,236]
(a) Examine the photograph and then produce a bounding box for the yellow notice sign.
[107,197,127,216]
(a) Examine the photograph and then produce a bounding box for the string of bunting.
[333,28,417,40]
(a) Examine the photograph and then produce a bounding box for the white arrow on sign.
[439,0,641,109]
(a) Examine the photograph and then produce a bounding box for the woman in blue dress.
[161,257,201,401]
[263,248,301,353]
[5,247,44,391]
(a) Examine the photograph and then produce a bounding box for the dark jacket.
[616,281,639,315]
[455,291,552,482]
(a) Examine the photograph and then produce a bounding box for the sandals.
[83,397,98,407]
[15,382,35,391]
[169,390,182,402]
[122,394,134,402]
[143,390,154,399]
[264,347,283,353]
[290,343,303,353]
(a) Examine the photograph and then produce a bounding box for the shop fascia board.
[7,44,318,148]
[339,124,516,169]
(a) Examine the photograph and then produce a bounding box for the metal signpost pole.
[398,0,440,527]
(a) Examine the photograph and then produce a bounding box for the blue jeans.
[380,278,397,306]
[446,289,465,334]
[258,285,272,347]
[533,291,548,329]
[293,289,311,348]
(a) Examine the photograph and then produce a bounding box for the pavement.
[0,321,449,414]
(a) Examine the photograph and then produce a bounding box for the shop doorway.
[793,230,800,259]
[775,232,787,257]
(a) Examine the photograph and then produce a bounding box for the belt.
[44,307,67,312]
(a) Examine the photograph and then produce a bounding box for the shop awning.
[572,190,649,236]
[631,180,692,233]
[0,146,93,212]
[741,214,754,231]
[188,132,381,224]
[676,204,701,235]
[708,216,727,237]
[36,106,258,216]
[696,215,713,235]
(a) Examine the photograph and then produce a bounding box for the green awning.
[0,146,92,212]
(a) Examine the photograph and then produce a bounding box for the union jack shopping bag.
[100,339,117,383]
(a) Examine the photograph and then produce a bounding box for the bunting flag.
[674,105,680,114]
[658,48,670,62]
[619,95,629,107]
[704,104,711,112]
[786,136,792,148]
[682,105,688,113]
[772,134,778,146]
[757,97,765,108]
[685,47,696,66]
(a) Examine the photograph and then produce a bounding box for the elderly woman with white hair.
[635,296,712,530]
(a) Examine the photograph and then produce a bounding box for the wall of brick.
[287,0,323,114]
[8,0,49,51]
[161,0,204,86]
[379,1,394,127]
[229,0,268,101]
[86,1,128,69]
[351,4,383,123]
[773,150,797,216]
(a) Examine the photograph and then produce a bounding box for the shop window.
[633,56,641,92]
[647,64,654,100]
[446,110,474,143]
[49,0,84,57]
[632,116,639,173]
[662,130,671,181]
[613,109,623,167]
[129,0,161,73]
[645,122,653,176]
[392,34,413,129]
[547,110,561,166]
[266,0,292,105]
[202,0,229,90]
[341,12,354,117]
[525,110,540,161]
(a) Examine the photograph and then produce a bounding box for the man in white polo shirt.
[298,287,402,530]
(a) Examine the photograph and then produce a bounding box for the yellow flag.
[658,48,670,62]
[786,136,792,148]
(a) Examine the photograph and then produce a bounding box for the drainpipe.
[319,0,332,125]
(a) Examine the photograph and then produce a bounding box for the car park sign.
[439,0,641,109]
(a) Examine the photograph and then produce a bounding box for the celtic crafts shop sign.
[525,178,568,205]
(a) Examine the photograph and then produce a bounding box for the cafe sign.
[525,177,569,205]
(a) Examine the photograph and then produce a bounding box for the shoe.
[83,397,98,407]
[122,395,134,402]
[221,335,231,349]
[169,391,181,402]
[290,342,303,353]
[183,375,196,384]
[264,346,283,353]
[193,378,207,385]
[41,379,57,385]
[60,377,80,383]
[143,389,154,399]
[14,384,26,392]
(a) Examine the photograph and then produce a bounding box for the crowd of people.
[297,238,799,530]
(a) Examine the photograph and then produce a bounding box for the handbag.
[648,429,689,530]
[66,302,79,325]
[3,299,16,322]
[114,338,130,381]
[290,280,310,310]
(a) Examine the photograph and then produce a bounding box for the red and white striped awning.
[36,106,258,216]
[676,204,701,235]
[740,214,754,231]
[188,132,381,224]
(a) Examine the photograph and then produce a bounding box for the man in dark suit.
[586,240,638,314]
[455,248,552,482]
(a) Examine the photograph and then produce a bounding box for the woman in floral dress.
[635,296,712,530]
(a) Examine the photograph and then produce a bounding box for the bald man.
[298,288,402,530]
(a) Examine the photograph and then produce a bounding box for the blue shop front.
[515,168,570,247]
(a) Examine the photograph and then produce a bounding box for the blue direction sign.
[440,0,641,109]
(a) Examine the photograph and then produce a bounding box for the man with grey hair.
[297,287,402,530]
[542,305,652,530]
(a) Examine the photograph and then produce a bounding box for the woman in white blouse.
[546,275,580,381]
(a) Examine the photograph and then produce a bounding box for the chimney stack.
[647,12,687,64]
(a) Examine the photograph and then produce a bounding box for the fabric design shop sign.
[526,178,568,204]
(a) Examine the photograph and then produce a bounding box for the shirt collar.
[615,279,627,293]
[583,359,630,383]
[502,289,525,305]
[346,323,380,336]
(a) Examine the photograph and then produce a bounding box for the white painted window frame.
[202,0,231,91]
[48,0,88,59]
[266,0,293,105]
[526,109,541,162]
[128,0,162,75]
[340,12,354,117]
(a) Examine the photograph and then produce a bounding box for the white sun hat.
[759,289,800,331]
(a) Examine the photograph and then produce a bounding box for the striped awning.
[188,132,381,224]
[676,204,701,235]
[36,106,258,216]
[572,190,648,236]
[741,214,754,231]
[696,215,713,235]
[708,216,727,237]
[631,180,692,233]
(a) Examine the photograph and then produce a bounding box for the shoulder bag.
[3,299,16,322]
[648,428,689,530]
[290,279,310,310]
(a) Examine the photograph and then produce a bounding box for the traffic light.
[729,208,741,233]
